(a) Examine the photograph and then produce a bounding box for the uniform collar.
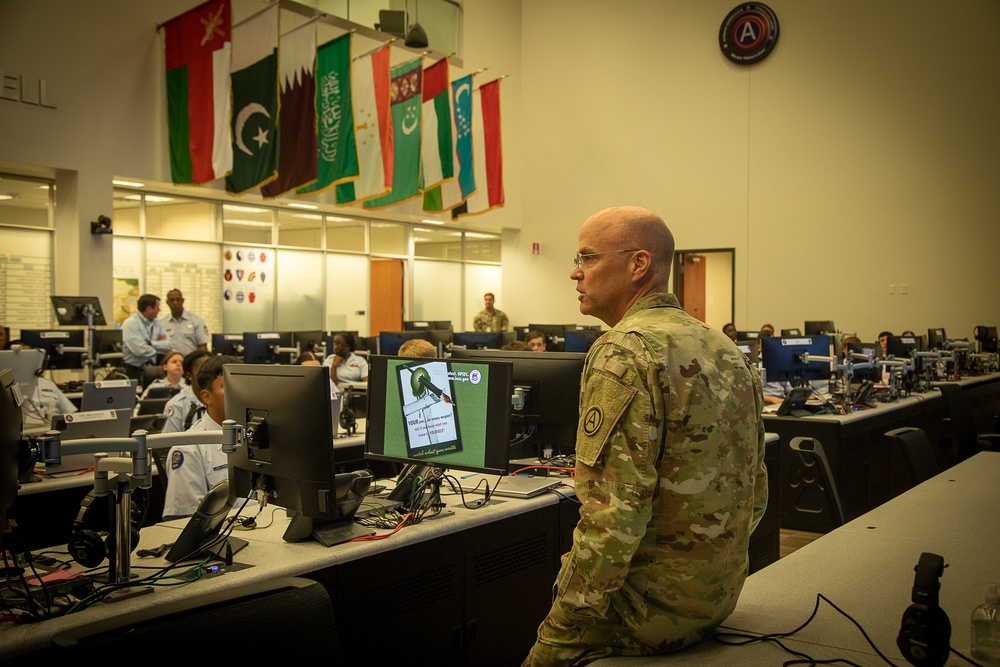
[621,293,681,321]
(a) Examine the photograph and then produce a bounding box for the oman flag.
[164,0,233,185]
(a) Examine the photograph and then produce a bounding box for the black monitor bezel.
[241,332,293,364]
[18,329,85,370]
[50,296,107,326]
[803,321,836,336]
[760,335,833,383]
[450,331,503,350]
[563,329,601,353]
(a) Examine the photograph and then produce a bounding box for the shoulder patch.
[170,450,184,470]
[576,371,637,467]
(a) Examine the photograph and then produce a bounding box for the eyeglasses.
[572,248,640,269]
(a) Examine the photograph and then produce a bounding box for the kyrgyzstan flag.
[164,0,233,185]
[460,78,504,217]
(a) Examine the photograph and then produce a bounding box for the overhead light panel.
[112,179,145,187]
[286,202,318,209]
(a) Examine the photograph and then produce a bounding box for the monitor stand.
[282,512,374,547]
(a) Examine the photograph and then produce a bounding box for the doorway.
[370,258,404,335]
[672,249,734,329]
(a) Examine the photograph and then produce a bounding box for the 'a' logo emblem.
[583,407,603,436]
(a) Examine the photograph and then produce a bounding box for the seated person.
[322,332,368,384]
[501,340,531,351]
[160,349,211,434]
[760,323,775,337]
[140,351,185,399]
[398,339,437,358]
[8,339,78,428]
[877,331,893,358]
[722,322,738,342]
[296,350,322,366]
[524,330,547,352]
[162,355,237,519]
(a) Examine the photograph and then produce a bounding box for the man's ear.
[197,386,213,405]
[630,249,652,283]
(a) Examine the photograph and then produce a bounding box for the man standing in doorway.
[523,206,767,666]
[121,293,173,379]
[162,288,209,356]
[472,292,509,332]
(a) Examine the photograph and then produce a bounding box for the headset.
[897,552,951,667]
[339,386,357,436]
[68,489,144,568]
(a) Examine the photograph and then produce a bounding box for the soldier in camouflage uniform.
[472,292,510,332]
[522,206,767,667]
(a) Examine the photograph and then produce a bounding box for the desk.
[591,451,1000,666]
[765,373,1000,531]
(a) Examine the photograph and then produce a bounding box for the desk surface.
[0,473,574,659]
[593,451,1000,666]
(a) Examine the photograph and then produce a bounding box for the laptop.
[81,379,138,412]
[458,473,565,499]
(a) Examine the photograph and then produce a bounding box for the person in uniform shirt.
[160,349,211,434]
[121,293,173,379]
[322,332,368,384]
[161,289,209,357]
[140,350,184,399]
[523,206,766,666]
[162,355,235,519]
[7,339,78,428]
[472,292,509,332]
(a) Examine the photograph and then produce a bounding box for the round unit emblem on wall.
[719,3,779,65]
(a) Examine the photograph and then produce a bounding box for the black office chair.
[45,577,341,659]
[884,427,939,485]
[786,436,845,530]
[136,397,170,416]
[129,413,164,435]
[140,365,165,392]
[936,383,1000,464]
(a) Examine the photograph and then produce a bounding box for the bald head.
[583,206,674,289]
[573,206,676,326]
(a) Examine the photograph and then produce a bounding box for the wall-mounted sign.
[0,71,57,108]
[719,3,780,66]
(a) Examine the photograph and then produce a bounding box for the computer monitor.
[378,330,433,356]
[563,329,601,353]
[449,348,586,457]
[450,332,503,350]
[735,340,760,365]
[803,321,836,336]
[403,320,453,331]
[91,329,123,356]
[242,332,293,364]
[926,328,948,350]
[51,296,107,327]
[0,348,46,399]
[291,330,327,357]
[425,329,453,353]
[527,324,574,352]
[19,329,85,370]
[974,326,998,353]
[737,330,759,340]
[886,335,920,358]
[212,333,245,357]
[225,364,371,545]
[781,328,802,337]
[365,356,513,475]
[760,335,833,383]
[1,369,22,552]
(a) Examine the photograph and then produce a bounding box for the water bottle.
[971,583,1000,665]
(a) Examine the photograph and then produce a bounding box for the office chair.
[129,413,163,435]
[136,396,170,416]
[140,364,165,391]
[786,437,845,530]
[46,577,341,659]
[884,427,939,485]
[936,383,1000,464]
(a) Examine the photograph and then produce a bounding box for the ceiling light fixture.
[112,179,145,188]
[405,0,429,48]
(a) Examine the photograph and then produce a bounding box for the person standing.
[162,289,209,356]
[523,206,767,666]
[121,294,172,379]
[472,292,509,332]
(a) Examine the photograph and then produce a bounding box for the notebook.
[458,473,564,499]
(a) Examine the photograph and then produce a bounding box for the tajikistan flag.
[164,0,233,185]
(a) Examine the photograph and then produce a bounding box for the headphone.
[897,552,951,667]
[68,489,144,568]
[339,386,357,436]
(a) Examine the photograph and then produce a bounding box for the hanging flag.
[261,22,317,198]
[420,58,454,191]
[295,32,355,198]
[424,73,475,212]
[363,57,424,210]
[460,78,504,216]
[225,4,279,195]
[164,0,233,185]
[335,44,393,205]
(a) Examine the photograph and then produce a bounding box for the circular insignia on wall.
[719,3,779,65]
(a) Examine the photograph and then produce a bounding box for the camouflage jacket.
[472,308,509,332]
[524,293,767,666]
